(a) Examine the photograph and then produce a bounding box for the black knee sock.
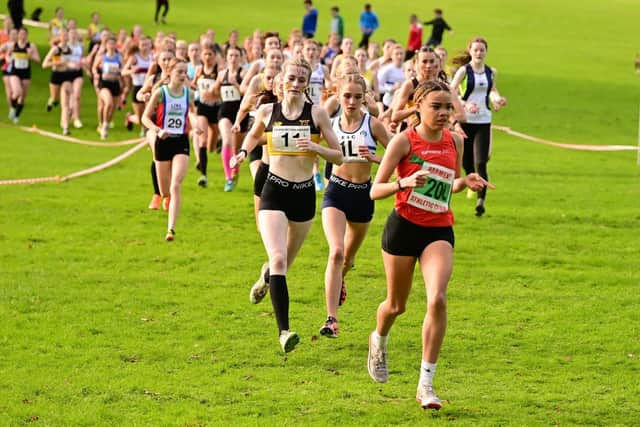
[151,161,160,195]
[15,103,24,117]
[199,147,208,175]
[11,98,17,108]
[269,275,289,332]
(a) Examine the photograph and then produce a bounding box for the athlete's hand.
[358,145,374,161]
[295,137,314,152]
[465,173,495,192]
[157,129,169,139]
[491,96,507,111]
[452,122,467,138]
[230,151,246,169]
[231,123,241,133]
[465,103,480,114]
[403,170,429,188]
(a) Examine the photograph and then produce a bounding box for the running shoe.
[368,332,389,383]
[314,172,324,191]
[11,117,19,125]
[475,198,485,217]
[62,127,70,136]
[162,196,170,211]
[100,125,108,140]
[223,179,234,192]
[249,262,269,304]
[339,280,347,306]
[73,119,83,129]
[416,383,442,410]
[124,113,134,131]
[197,175,208,188]
[46,98,54,112]
[279,330,299,353]
[148,194,161,210]
[165,229,175,241]
[8,107,16,120]
[319,316,339,338]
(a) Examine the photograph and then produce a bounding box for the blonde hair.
[338,73,367,94]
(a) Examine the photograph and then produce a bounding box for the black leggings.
[461,122,491,199]
[155,0,169,21]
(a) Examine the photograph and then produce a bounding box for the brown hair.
[414,80,450,104]
[451,36,488,67]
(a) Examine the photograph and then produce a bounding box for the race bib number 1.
[271,126,310,153]
[407,161,455,213]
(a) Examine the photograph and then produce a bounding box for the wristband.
[239,149,248,157]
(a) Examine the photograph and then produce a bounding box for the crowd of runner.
[0,7,507,410]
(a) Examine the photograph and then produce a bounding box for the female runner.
[367,80,493,409]
[319,73,389,337]
[141,59,203,241]
[6,27,40,124]
[231,58,343,352]
[450,37,507,216]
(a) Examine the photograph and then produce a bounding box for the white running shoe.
[73,119,83,129]
[8,107,16,120]
[279,330,299,353]
[249,262,269,304]
[62,127,70,136]
[416,383,442,410]
[11,117,19,125]
[368,332,388,383]
[100,125,108,140]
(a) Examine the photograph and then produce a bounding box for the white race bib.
[271,125,310,153]
[197,78,215,93]
[308,82,323,104]
[221,85,241,102]
[339,133,368,163]
[407,161,455,213]
[14,58,28,69]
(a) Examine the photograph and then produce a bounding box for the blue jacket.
[360,11,379,34]
[302,8,319,34]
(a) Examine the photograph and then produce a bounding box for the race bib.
[407,161,455,213]
[105,63,120,75]
[340,133,368,163]
[221,85,241,102]
[308,82,323,104]
[165,115,185,134]
[270,125,310,153]
[197,78,215,93]
[13,58,28,69]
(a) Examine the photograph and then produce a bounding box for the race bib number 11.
[271,125,310,153]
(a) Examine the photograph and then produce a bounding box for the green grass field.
[1,1,640,425]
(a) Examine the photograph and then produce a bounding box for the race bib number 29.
[407,161,455,213]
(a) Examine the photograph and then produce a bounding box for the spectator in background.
[405,14,422,61]
[329,6,344,41]
[358,3,379,49]
[302,0,318,39]
[423,8,452,47]
[155,0,169,25]
[7,0,24,29]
